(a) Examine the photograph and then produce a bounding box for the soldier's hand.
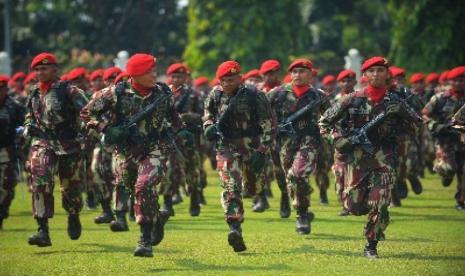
[104,125,128,145]
[248,151,267,174]
[177,129,195,149]
[334,137,354,153]
[204,124,219,141]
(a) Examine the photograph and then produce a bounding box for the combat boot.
[264,187,273,198]
[319,189,329,205]
[162,195,175,217]
[295,208,313,235]
[408,175,423,195]
[228,222,247,252]
[339,208,350,216]
[189,190,201,217]
[134,223,153,257]
[279,193,291,218]
[94,199,115,224]
[252,192,268,213]
[364,240,379,259]
[398,180,408,199]
[199,189,207,205]
[390,187,402,207]
[85,191,97,210]
[455,202,465,211]
[129,205,135,221]
[28,218,52,247]
[151,209,169,246]
[110,211,129,232]
[442,175,453,187]
[67,214,82,240]
[172,192,183,205]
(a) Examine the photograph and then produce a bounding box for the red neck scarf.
[451,89,465,99]
[366,85,387,104]
[293,84,310,98]
[39,81,52,94]
[131,79,152,97]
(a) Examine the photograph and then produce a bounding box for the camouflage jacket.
[266,83,328,142]
[203,84,272,154]
[80,81,184,155]
[171,84,203,134]
[0,95,25,149]
[25,79,88,155]
[319,88,420,169]
[423,90,465,143]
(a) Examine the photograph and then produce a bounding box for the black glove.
[204,124,219,141]
[248,151,267,174]
[104,125,129,145]
[334,137,354,153]
[177,129,195,149]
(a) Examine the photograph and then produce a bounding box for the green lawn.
[1,167,464,276]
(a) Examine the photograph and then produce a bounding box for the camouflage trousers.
[0,148,18,219]
[314,140,332,192]
[342,163,394,241]
[332,151,347,202]
[434,142,465,203]
[114,147,167,224]
[182,149,202,195]
[159,151,186,196]
[271,149,287,193]
[91,145,114,202]
[29,145,82,218]
[280,136,318,211]
[216,149,262,223]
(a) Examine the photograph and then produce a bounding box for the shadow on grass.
[389,213,465,222]
[147,259,290,273]
[309,233,432,243]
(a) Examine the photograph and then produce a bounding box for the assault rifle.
[346,112,386,156]
[277,96,326,136]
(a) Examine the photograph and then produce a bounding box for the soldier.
[425,73,439,102]
[423,66,465,210]
[321,75,337,96]
[8,72,26,96]
[24,52,88,247]
[243,69,262,88]
[81,53,188,257]
[102,67,122,87]
[267,58,327,234]
[319,57,422,258]
[0,75,25,229]
[89,69,106,93]
[203,60,272,252]
[258,60,281,92]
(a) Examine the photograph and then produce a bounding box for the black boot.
[162,195,175,217]
[295,208,313,235]
[279,193,291,218]
[252,192,268,213]
[172,192,183,205]
[134,223,153,257]
[339,208,350,216]
[94,199,115,224]
[86,191,97,210]
[398,180,408,199]
[189,190,201,217]
[129,204,135,222]
[455,202,465,211]
[319,189,329,205]
[364,240,379,259]
[442,175,453,187]
[110,211,129,232]
[199,189,207,205]
[390,187,402,207]
[408,175,423,195]
[67,214,82,240]
[28,218,52,247]
[151,209,169,246]
[228,222,246,252]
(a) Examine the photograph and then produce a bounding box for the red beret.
[287,58,313,72]
[439,71,449,84]
[447,66,465,80]
[409,73,425,84]
[166,63,188,75]
[259,59,280,74]
[283,74,292,84]
[24,72,37,85]
[216,60,241,79]
[389,66,405,77]
[425,73,439,84]
[114,72,129,84]
[67,67,87,81]
[243,69,261,81]
[126,53,156,77]
[11,72,26,82]
[103,67,123,81]
[336,69,356,81]
[31,52,57,69]
[361,56,389,72]
[0,74,9,84]
[60,74,68,81]
[194,76,209,87]
[322,75,336,85]
[90,69,104,81]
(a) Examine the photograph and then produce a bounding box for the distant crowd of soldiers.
[0,52,464,258]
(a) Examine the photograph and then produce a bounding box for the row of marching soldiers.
[0,52,464,259]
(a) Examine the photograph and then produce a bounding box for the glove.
[177,129,195,149]
[334,137,354,154]
[104,125,128,145]
[386,102,403,116]
[248,151,267,174]
[204,124,219,141]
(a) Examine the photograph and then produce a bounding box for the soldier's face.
[169,73,187,88]
[451,76,465,92]
[338,77,356,93]
[91,77,105,91]
[220,74,241,94]
[411,82,425,92]
[263,70,279,84]
[133,68,157,88]
[291,67,312,86]
[245,76,262,87]
[365,66,389,88]
[71,77,90,91]
[34,65,57,83]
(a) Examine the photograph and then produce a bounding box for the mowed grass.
[1,164,465,276]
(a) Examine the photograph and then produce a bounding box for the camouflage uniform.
[0,95,25,227]
[203,84,272,224]
[267,83,327,224]
[319,88,420,241]
[423,90,465,207]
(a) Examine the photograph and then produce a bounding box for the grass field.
[1,167,465,276]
